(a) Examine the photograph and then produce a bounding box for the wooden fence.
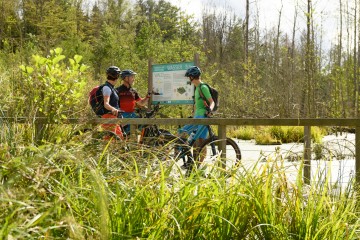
[2,117,360,183]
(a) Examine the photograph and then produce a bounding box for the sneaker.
[181,161,194,170]
[181,163,189,170]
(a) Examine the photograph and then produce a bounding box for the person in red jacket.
[116,69,150,134]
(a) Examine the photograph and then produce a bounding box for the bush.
[18,48,89,122]
[229,126,326,145]
[229,126,255,140]
[10,48,90,143]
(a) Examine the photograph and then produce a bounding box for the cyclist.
[100,66,124,139]
[116,69,151,135]
[178,66,215,169]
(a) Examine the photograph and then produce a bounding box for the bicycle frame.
[136,105,173,145]
[187,125,216,149]
[177,125,217,166]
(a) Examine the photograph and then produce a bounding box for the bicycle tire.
[93,130,123,141]
[153,134,193,163]
[191,136,241,174]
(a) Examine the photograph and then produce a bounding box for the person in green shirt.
[178,66,215,169]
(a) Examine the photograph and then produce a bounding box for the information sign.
[151,62,194,105]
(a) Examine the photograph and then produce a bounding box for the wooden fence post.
[218,124,227,168]
[303,126,311,184]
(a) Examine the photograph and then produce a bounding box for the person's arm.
[207,97,215,112]
[103,95,119,116]
[200,84,215,111]
[103,86,119,116]
[135,92,151,108]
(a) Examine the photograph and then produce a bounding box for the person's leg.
[192,116,209,162]
[178,124,197,141]
[177,124,198,168]
[121,112,138,135]
[101,113,124,140]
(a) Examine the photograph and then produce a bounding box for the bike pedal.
[180,162,193,170]
[180,164,189,170]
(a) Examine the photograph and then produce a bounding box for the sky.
[86,0,344,52]
[166,0,341,51]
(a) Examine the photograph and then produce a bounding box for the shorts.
[121,112,139,134]
[121,112,138,118]
[177,115,209,140]
[101,113,124,139]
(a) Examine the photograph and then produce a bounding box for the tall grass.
[229,126,327,145]
[1,133,360,239]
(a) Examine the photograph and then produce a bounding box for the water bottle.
[188,130,196,143]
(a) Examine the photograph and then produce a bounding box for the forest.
[2,1,360,239]
[0,0,359,121]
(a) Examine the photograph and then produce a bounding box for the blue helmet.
[185,66,201,78]
[121,69,137,79]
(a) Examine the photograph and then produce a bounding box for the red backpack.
[88,85,106,116]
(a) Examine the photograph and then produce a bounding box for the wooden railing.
[2,117,359,183]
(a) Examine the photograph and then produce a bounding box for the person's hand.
[111,109,118,116]
[205,110,213,117]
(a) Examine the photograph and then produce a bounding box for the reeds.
[1,137,359,239]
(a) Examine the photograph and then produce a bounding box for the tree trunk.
[244,0,249,86]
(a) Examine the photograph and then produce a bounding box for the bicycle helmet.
[185,66,201,78]
[121,69,137,79]
[106,66,121,79]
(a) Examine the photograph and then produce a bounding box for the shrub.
[11,48,90,143]
[18,48,89,122]
[229,126,255,140]
[229,126,326,145]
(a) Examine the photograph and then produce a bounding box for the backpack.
[198,83,219,112]
[88,84,107,116]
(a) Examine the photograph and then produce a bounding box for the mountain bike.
[74,107,241,176]
[171,122,242,176]
[135,103,174,146]
[102,108,241,175]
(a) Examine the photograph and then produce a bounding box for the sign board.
[151,62,194,105]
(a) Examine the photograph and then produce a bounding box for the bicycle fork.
[207,126,217,157]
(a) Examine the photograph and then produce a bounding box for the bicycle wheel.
[92,130,123,142]
[153,134,193,164]
[192,136,241,174]
[140,125,171,146]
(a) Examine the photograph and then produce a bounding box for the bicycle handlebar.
[135,103,161,118]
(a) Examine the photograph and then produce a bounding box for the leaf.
[53,55,66,64]
[80,65,89,72]
[25,66,34,74]
[74,55,83,63]
[54,47,63,55]
[25,212,48,228]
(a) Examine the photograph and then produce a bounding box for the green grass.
[228,126,255,140]
[1,129,360,239]
[229,126,327,145]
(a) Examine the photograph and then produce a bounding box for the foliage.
[18,48,88,121]
[228,126,255,140]
[228,126,325,145]
[1,140,359,239]
[0,0,359,118]
[8,48,89,143]
[266,126,325,144]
